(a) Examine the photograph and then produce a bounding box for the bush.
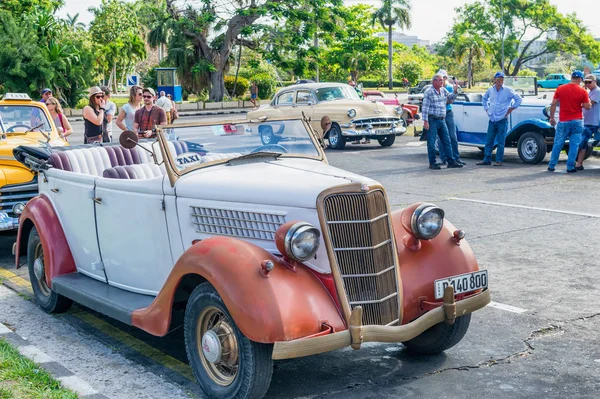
[224,76,250,98]
[359,79,404,88]
[75,97,88,109]
[251,73,277,99]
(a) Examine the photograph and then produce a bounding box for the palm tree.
[65,13,85,30]
[451,36,486,88]
[372,0,411,90]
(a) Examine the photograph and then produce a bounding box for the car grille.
[190,206,286,241]
[0,181,38,218]
[352,117,401,128]
[322,189,400,326]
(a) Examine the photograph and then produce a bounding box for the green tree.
[449,0,600,75]
[0,0,63,14]
[371,0,411,90]
[442,34,487,88]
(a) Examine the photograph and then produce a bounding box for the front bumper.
[340,123,407,137]
[272,287,490,360]
[0,211,18,231]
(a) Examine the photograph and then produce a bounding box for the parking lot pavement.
[2,132,600,398]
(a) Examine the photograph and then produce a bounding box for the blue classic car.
[452,77,593,164]
[536,73,570,89]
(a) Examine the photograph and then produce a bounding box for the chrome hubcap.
[330,131,338,145]
[202,330,222,364]
[523,139,537,159]
[34,258,44,281]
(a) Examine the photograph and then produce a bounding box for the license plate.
[434,270,488,299]
[375,129,391,135]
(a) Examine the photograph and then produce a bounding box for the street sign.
[126,74,139,87]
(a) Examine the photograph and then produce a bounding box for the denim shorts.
[579,125,599,150]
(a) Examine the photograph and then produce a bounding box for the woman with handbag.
[45,97,73,141]
[82,86,107,144]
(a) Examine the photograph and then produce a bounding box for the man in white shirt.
[155,91,174,123]
[101,86,117,142]
[575,74,600,170]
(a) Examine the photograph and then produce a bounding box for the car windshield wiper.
[228,151,283,164]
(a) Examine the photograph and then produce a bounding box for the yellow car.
[0,93,69,230]
[247,83,405,150]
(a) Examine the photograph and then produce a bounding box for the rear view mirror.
[119,130,138,149]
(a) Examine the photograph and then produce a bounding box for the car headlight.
[276,221,321,262]
[347,109,356,118]
[12,203,25,216]
[410,203,445,240]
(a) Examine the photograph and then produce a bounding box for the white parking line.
[448,197,600,219]
[487,301,528,314]
[405,141,425,146]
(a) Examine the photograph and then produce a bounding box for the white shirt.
[155,96,173,112]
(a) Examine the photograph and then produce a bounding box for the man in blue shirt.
[422,73,463,169]
[437,70,465,166]
[477,72,523,166]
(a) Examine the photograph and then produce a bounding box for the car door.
[274,91,295,118]
[293,90,315,125]
[94,175,174,295]
[456,102,490,146]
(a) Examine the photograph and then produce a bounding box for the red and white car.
[363,90,420,127]
[14,119,490,399]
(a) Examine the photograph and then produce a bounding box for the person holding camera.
[133,88,167,139]
[437,70,465,166]
[82,86,107,144]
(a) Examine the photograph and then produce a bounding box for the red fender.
[132,236,346,342]
[15,195,76,287]
[392,204,480,324]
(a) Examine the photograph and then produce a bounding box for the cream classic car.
[15,119,489,399]
[247,83,406,150]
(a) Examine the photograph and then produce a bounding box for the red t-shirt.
[553,83,590,122]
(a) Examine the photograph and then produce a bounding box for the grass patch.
[0,339,78,399]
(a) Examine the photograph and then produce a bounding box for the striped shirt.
[422,86,456,122]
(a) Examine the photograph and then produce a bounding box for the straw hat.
[88,86,103,98]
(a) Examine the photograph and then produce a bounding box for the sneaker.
[447,162,463,168]
[547,167,555,172]
[575,165,584,171]
[439,160,447,165]
[429,164,441,170]
[567,168,577,173]
[493,162,503,166]
[476,161,491,166]
[457,160,467,166]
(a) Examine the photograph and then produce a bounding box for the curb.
[0,322,109,399]
[69,108,248,122]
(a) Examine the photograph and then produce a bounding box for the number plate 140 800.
[434,270,488,300]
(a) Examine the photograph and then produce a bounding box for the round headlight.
[410,204,445,240]
[12,202,25,216]
[347,109,356,118]
[284,222,320,262]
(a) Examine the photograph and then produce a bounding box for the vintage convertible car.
[14,119,490,399]
[247,83,406,150]
[0,93,69,231]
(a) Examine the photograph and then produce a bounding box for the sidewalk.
[69,107,249,122]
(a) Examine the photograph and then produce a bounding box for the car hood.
[174,158,378,209]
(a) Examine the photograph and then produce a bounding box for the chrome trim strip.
[333,239,391,252]
[327,213,388,224]
[385,318,400,326]
[0,193,36,200]
[192,221,279,234]
[341,265,395,278]
[349,292,397,306]
[0,183,38,192]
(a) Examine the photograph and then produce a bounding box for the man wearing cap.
[422,73,462,169]
[575,74,600,170]
[437,70,465,166]
[31,88,53,126]
[134,88,167,138]
[477,72,522,166]
[40,88,52,103]
[547,71,592,173]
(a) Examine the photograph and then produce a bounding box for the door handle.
[463,111,469,116]
[50,188,59,193]
[92,197,102,204]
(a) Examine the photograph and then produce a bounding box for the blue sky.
[57,0,600,44]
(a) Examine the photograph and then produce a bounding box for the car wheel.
[517,132,546,164]
[184,283,273,399]
[377,134,396,147]
[402,314,471,355]
[327,124,346,150]
[258,126,279,145]
[27,227,72,313]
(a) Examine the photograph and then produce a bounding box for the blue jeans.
[483,118,508,163]
[579,125,598,150]
[439,110,460,162]
[548,119,583,170]
[427,118,454,165]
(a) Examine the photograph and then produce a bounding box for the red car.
[363,90,420,127]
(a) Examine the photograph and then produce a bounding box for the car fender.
[390,204,481,324]
[506,119,553,143]
[131,236,346,342]
[14,195,76,288]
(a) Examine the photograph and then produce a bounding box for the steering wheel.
[250,144,288,154]
[7,124,33,132]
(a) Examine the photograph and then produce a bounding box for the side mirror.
[307,101,314,106]
[119,130,159,164]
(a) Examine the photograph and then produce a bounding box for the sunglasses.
[95,95,104,99]
[143,95,153,98]
[136,92,143,96]
[584,81,593,84]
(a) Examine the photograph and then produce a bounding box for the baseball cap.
[571,70,584,79]
[494,72,505,79]
[584,74,596,82]
[437,69,448,78]
[143,87,156,96]
[41,88,52,95]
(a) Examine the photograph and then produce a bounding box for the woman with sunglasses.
[82,86,107,144]
[116,85,143,132]
[45,97,73,141]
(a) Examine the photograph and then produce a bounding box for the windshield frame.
[156,117,327,187]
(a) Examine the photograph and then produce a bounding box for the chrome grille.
[323,190,399,326]
[190,206,286,240]
[352,117,401,128]
[0,181,38,218]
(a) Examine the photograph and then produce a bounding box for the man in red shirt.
[547,71,592,173]
[133,88,167,138]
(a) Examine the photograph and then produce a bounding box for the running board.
[52,273,155,325]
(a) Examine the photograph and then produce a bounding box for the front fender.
[15,195,76,288]
[391,204,480,324]
[132,236,345,342]
[511,118,552,132]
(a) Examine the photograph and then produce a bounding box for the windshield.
[161,119,322,175]
[503,76,537,96]
[0,105,53,134]
[314,85,360,102]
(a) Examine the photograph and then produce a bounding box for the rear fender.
[391,204,480,323]
[132,236,345,342]
[15,195,76,287]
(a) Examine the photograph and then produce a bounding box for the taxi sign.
[2,93,32,101]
